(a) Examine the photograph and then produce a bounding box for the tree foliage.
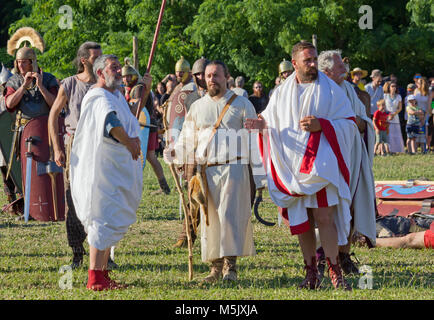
[3,0,433,92]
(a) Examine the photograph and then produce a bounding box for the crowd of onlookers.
[149,68,433,157]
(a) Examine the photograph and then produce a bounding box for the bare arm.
[5,72,33,110]
[48,85,68,167]
[109,126,141,160]
[34,71,56,107]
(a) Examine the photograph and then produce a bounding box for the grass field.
[0,154,433,300]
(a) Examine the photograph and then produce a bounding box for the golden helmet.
[175,56,190,73]
[278,59,293,75]
[7,27,45,73]
[122,58,139,77]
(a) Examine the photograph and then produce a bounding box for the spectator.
[414,76,430,152]
[160,77,176,105]
[350,67,368,91]
[365,69,384,117]
[155,82,166,103]
[268,76,281,98]
[428,81,434,152]
[383,81,405,153]
[413,73,422,86]
[405,95,424,154]
[227,76,235,90]
[373,99,391,156]
[232,76,248,98]
[248,80,268,114]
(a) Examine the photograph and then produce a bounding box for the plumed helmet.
[191,57,208,75]
[7,27,45,73]
[278,59,293,75]
[175,56,190,73]
[0,64,13,84]
[122,58,139,77]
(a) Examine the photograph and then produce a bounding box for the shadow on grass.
[0,222,54,229]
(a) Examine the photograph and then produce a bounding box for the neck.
[295,73,314,84]
[78,68,96,83]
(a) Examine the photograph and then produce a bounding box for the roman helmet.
[278,59,293,76]
[191,56,208,75]
[175,56,190,73]
[7,27,45,74]
[122,57,140,82]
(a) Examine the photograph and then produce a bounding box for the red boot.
[86,270,111,291]
[103,270,127,289]
[299,257,321,290]
[326,257,352,291]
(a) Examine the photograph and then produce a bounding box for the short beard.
[194,76,206,90]
[208,84,221,97]
[103,71,122,90]
[298,68,318,83]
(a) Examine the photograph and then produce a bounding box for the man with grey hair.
[48,41,102,269]
[318,49,376,277]
[232,76,248,98]
[70,54,151,290]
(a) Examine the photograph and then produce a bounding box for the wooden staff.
[135,0,167,120]
[169,163,194,281]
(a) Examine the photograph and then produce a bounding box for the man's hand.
[22,72,33,88]
[244,115,267,131]
[125,136,141,160]
[142,73,152,92]
[300,115,321,132]
[355,115,366,133]
[33,69,44,89]
[163,147,175,164]
[54,149,66,168]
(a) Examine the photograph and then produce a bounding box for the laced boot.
[339,252,359,275]
[173,224,197,248]
[86,270,111,291]
[327,257,352,291]
[316,247,327,281]
[299,257,321,290]
[201,258,224,283]
[222,256,237,282]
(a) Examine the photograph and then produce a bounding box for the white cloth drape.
[259,72,357,245]
[70,88,143,250]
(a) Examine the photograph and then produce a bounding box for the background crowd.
[144,67,434,158]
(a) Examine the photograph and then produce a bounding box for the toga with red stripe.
[259,71,358,245]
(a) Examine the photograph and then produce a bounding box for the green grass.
[0,154,433,300]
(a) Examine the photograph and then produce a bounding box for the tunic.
[172,89,265,262]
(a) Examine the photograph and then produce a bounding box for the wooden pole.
[135,0,167,120]
[169,163,194,281]
[133,36,139,70]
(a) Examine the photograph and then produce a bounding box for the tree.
[3,0,432,90]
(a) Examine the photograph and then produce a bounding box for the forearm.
[5,87,26,110]
[109,126,131,145]
[38,85,56,107]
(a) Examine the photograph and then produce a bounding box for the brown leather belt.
[207,156,243,167]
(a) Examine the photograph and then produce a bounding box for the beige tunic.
[172,90,264,262]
